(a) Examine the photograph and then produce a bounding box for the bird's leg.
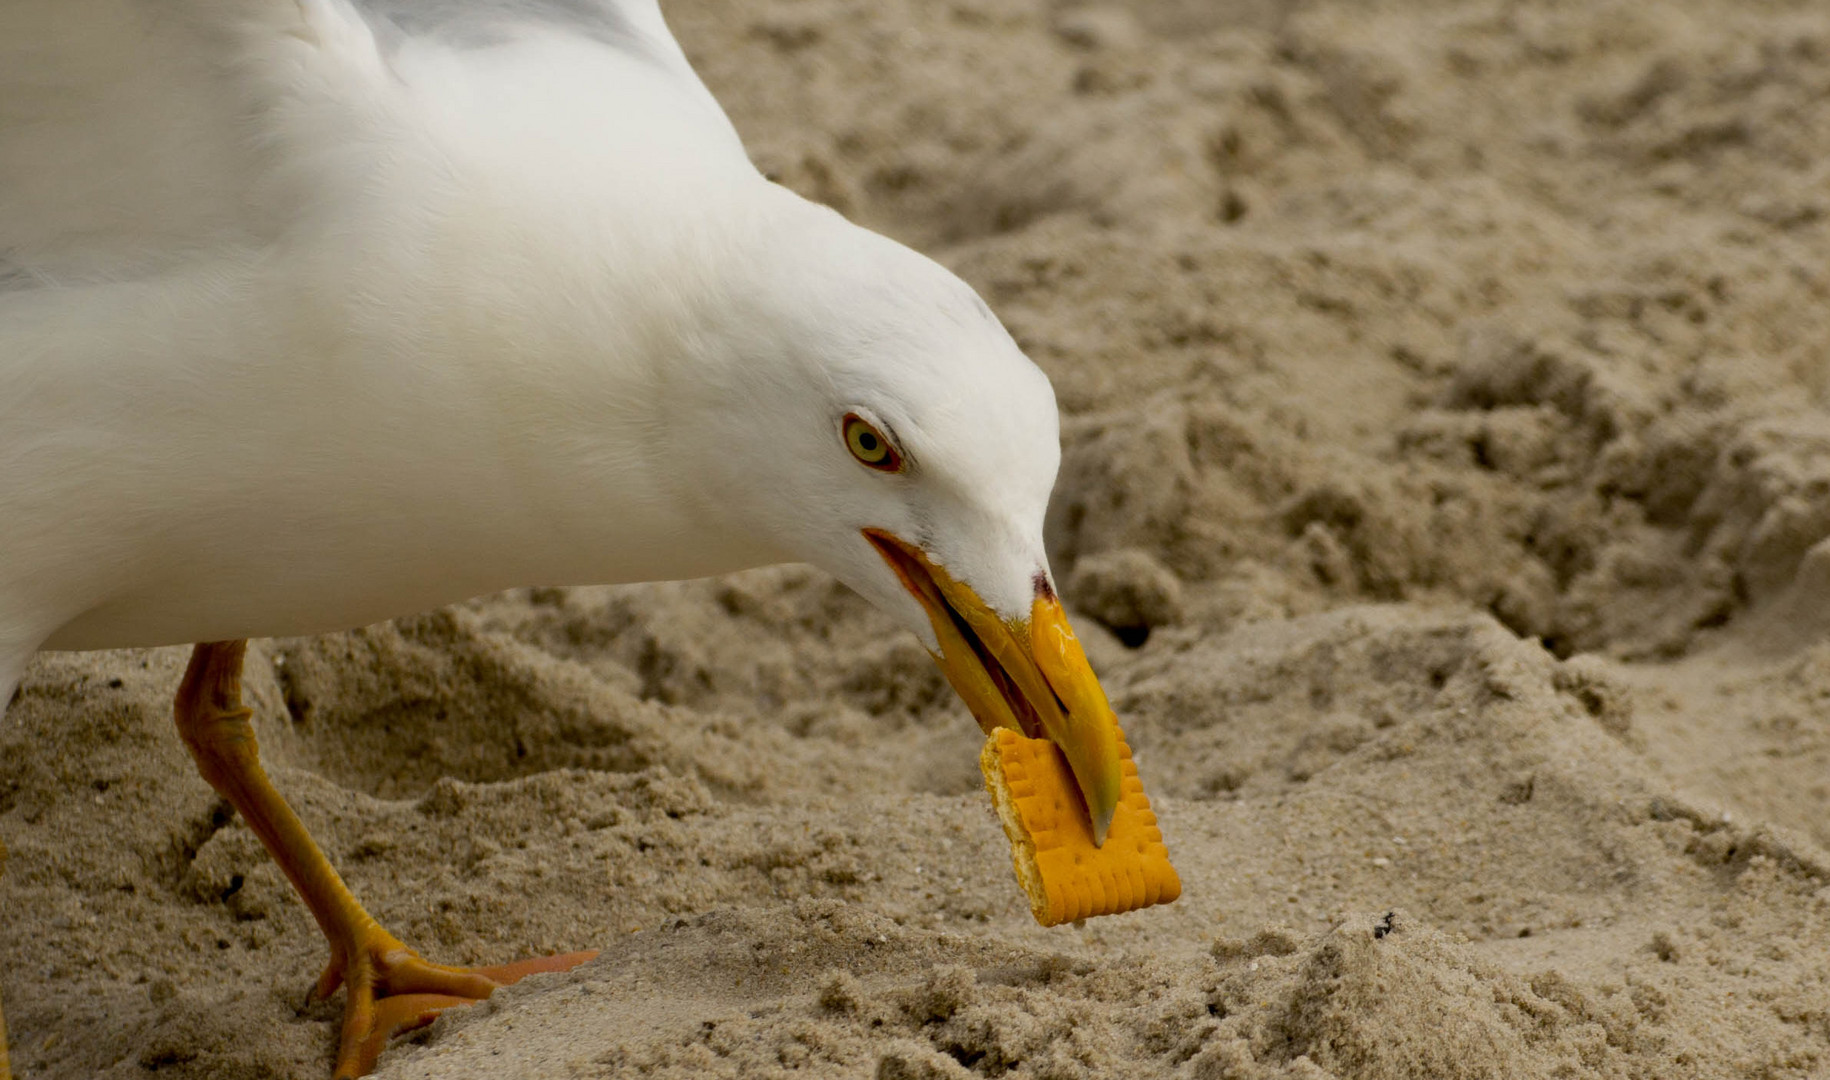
[1,835,9,1080]
[174,641,596,1079]
[2,786,12,1080]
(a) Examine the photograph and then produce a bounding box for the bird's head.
[670,198,1122,844]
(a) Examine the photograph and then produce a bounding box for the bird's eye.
[843,413,903,472]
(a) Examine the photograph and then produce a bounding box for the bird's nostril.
[1033,571,1056,602]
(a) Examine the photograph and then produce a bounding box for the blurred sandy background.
[8,0,1830,1076]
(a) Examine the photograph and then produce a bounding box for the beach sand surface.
[9,0,1830,1076]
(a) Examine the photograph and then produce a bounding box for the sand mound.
[11,0,1830,1077]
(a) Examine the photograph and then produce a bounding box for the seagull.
[0,2,1126,1076]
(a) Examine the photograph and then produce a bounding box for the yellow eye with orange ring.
[843,413,903,472]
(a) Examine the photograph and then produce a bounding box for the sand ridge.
[9,0,1830,1076]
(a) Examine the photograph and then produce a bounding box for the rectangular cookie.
[980,725,1181,927]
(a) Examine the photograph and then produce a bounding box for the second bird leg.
[173,640,596,1079]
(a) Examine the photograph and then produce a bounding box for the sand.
[8,0,1830,1076]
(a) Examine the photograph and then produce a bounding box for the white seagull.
[0,2,1125,1076]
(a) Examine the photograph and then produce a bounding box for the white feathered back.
[0,0,710,287]
[0,2,275,284]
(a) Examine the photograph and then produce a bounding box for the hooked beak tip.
[1028,593,1124,849]
[1091,802,1115,848]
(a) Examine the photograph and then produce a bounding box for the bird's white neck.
[271,167,813,596]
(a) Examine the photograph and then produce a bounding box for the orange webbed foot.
[313,930,598,1079]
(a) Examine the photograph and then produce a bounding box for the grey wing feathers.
[351,0,714,103]
[357,0,647,50]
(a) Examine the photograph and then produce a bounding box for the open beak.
[865,529,1123,845]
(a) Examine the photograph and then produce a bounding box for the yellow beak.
[864,529,1123,845]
